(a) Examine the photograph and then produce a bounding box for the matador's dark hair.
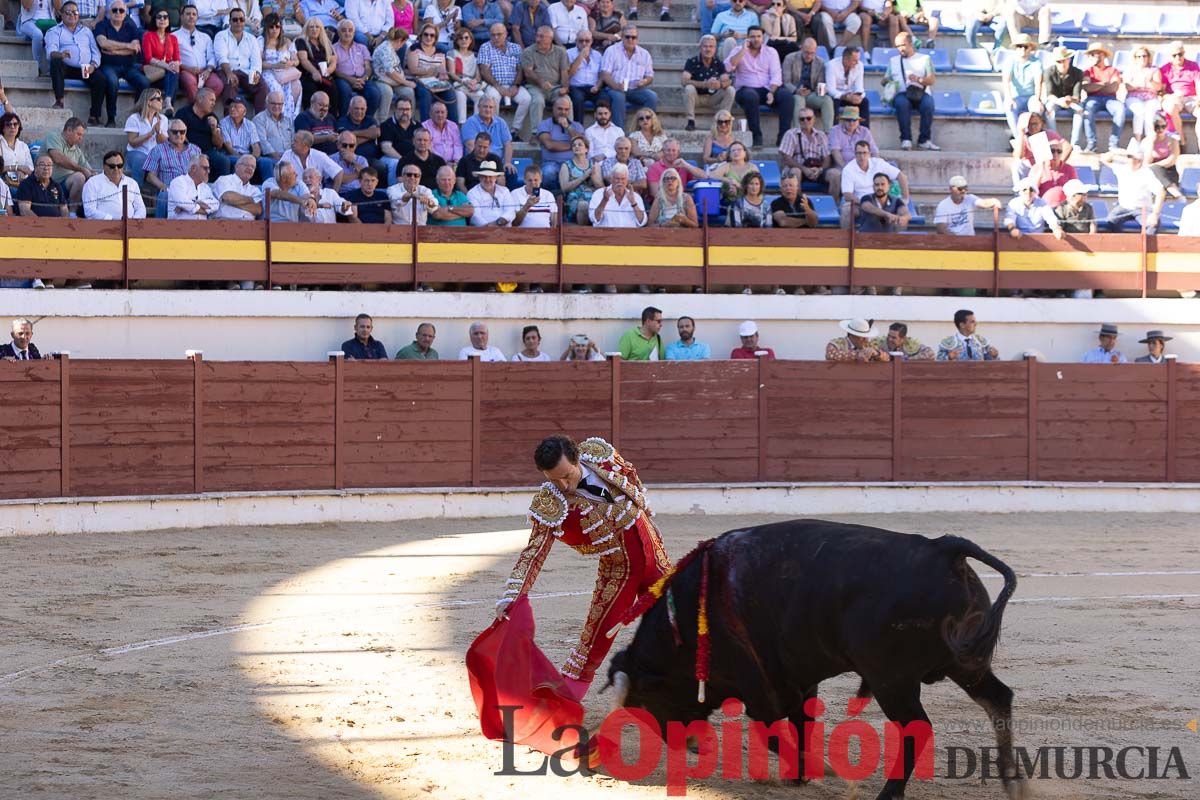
[534,435,579,471]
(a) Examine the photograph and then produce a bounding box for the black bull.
[606,519,1026,800]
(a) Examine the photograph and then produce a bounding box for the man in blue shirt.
[1080,323,1128,364]
[93,0,151,126]
[665,316,711,360]
[341,313,389,359]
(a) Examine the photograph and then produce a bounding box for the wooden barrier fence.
[2,355,1198,502]
[1,215,1198,294]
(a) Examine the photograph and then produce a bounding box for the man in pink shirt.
[1160,41,1200,145]
[725,25,794,147]
[421,101,463,164]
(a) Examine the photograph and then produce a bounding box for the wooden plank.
[902,457,1028,481]
[70,466,195,496]
[1038,400,1166,421]
[1037,459,1165,482]
[204,424,336,446]
[205,402,340,425]
[202,464,335,492]
[767,437,892,459]
[0,447,62,472]
[1036,437,1167,462]
[900,418,1028,439]
[0,470,62,499]
[345,460,474,487]
[765,458,893,482]
[902,435,1027,459]
[203,444,334,467]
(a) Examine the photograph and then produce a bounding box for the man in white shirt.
[885,32,938,151]
[1178,196,1200,237]
[814,0,861,51]
[1006,0,1050,47]
[839,140,907,227]
[194,0,232,36]
[213,155,263,220]
[589,162,645,227]
[281,130,344,191]
[458,321,507,361]
[467,160,515,225]
[547,0,588,47]
[214,8,267,111]
[584,99,621,160]
[1100,147,1165,235]
[303,166,354,222]
[566,31,603,124]
[167,155,219,219]
[510,163,557,227]
[83,149,146,219]
[826,45,867,130]
[345,0,390,47]
[387,163,438,224]
[934,175,1002,236]
[176,4,225,104]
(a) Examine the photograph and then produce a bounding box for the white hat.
[738,320,758,337]
[1014,176,1037,192]
[1062,179,1088,196]
[839,318,878,338]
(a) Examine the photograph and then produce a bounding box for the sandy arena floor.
[1,512,1198,800]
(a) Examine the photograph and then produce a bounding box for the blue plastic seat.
[65,77,135,92]
[1089,199,1110,220]
[1160,201,1186,232]
[1113,50,1132,73]
[752,160,782,191]
[923,48,951,72]
[1181,168,1199,197]
[808,194,838,226]
[800,179,825,194]
[967,90,1005,117]
[934,7,964,33]
[954,48,994,73]
[1049,9,1083,33]
[991,47,1014,75]
[1159,10,1199,35]
[933,91,967,116]
[1081,10,1122,34]
[508,157,532,189]
[867,47,897,73]
[1122,12,1162,36]
[1098,165,1118,194]
[817,45,831,62]
[906,199,925,226]
[1074,165,1098,193]
[866,90,894,117]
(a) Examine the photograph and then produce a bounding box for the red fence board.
[0,359,62,499]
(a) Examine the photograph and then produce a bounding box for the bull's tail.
[937,536,1018,675]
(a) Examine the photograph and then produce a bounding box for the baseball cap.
[738,320,758,337]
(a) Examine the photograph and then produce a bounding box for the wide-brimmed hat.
[1062,178,1088,196]
[1098,323,1119,337]
[1051,45,1075,62]
[1085,41,1113,59]
[1139,329,1173,343]
[1012,33,1036,49]
[839,318,877,338]
[472,159,504,176]
[838,106,861,120]
[738,320,759,337]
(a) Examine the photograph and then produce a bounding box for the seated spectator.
[333,131,368,191]
[726,26,792,147]
[770,171,819,230]
[46,118,96,212]
[589,162,645,227]
[566,30,605,124]
[813,0,859,51]
[478,24,533,140]
[16,156,70,218]
[537,96,585,193]
[176,5,226,106]
[282,129,344,191]
[1,319,40,360]
[1042,45,1084,147]
[728,171,772,228]
[213,155,264,286]
[430,165,473,227]
[467,160,514,226]
[141,10,181,116]
[521,26,570,137]
[874,322,934,361]
[712,0,759,61]
[388,162,438,223]
[395,322,439,359]
[779,108,838,197]
[934,175,1002,236]
[1003,34,1043,138]
[511,0,552,50]
[762,0,798,62]
[561,332,605,360]
[857,172,909,233]
[585,99,622,160]
[893,0,935,45]
[46,3,105,122]
[1005,177,1063,239]
[1030,139,1075,202]
[299,0,346,36]
[1159,41,1199,147]
[145,119,200,216]
[512,325,551,361]
[840,140,907,227]
[296,90,340,155]
[964,0,1006,50]
[1080,42,1124,155]
[825,318,890,362]
[665,316,710,360]
[1054,179,1096,235]
[511,163,558,228]
[1179,194,1200,237]
[256,92,296,176]
[304,165,355,221]
[884,33,937,151]
[598,24,657,129]
[828,105,876,181]
[17,0,54,78]
[341,313,389,359]
[459,322,507,361]
[856,0,904,54]
[296,18,340,113]
[463,0,506,47]
[333,20,382,118]
[548,0,588,47]
[399,128,447,189]
[1010,110,1067,190]
[682,35,734,132]
[94,1,152,127]
[215,7,268,112]
[338,95,383,164]
[617,306,663,360]
[373,27,417,122]
[628,110,666,166]
[702,109,736,168]
[1123,46,1161,142]
[422,101,462,164]
[1143,117,1184,199]
[457,132,503,192]
[1135,331,1171,364]
[825,46,867,132]
[176,87,231,177]
[561,135,603,224]
[648,137,705,198]
[83,149,147,219]
[422,0,461,52]
[1099,147,1164,235]
[1080,323,1127,364]
[122,91,168,195]
[647,168,699,228]
[781,38,833,131]
[1006,0,1049,47]
[343,167,387,222]
[380,96,418,181]
[262,12,305,120]
[167,154,219,218]
[220,98,271,179]
[600,136,647,193]
[730,320,775,358]
[263,161,316,221]
[937,309,998,361]
[347,0,391,48]
[461,95,515,175]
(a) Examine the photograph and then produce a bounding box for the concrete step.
[0,57,38,79]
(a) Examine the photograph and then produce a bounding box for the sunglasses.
[798,115,813,120]
[156,13,169,18]
[421,32,436,37]
[3,120,19,127]
[1049,148,1062,154]
[624,34,637,39]
[1021,187,1036,192]
[230,15,245,20]
[403,172,421,177]
[169,128,187,134]
[338,142,355,148]
[110,7,126,13]
[104,161,124,168]
[717,118,732,124]
[952,185,967,190]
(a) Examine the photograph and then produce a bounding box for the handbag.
[273,65,303,83]
[901,54,926,105]
[420,76,454,93]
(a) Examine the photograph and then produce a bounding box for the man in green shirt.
[395,322,440,359]
[44,117,95,210]
[617,306,664,360]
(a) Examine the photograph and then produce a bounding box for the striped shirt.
[219,116,261,155]
[478,40,522,86]
[144,142,201,185]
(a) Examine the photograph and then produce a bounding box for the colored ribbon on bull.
[605,538,716,639]
[696,549,711,704]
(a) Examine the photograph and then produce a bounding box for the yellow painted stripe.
[1000,251,1140,272]
[273,240,408,264]
[707,246,845,267]
[855,248,993,271]
[0,236,122,261]
[129,238,266,261]
[420,242,558,265]
[562,245,703,267]
[1148,254,1200,274]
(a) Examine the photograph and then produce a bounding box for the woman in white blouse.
[122,89,169,193]
[0,113,34,191]
[512,325,552,361]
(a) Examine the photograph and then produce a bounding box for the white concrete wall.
[2,290,1199,363]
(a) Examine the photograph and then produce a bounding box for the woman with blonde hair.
[262,12,303,119]
[122,89,169,192]
[296,17,339,108]
[702,109,736,167]
[647,167,698,227]
[628,108,665,164]
[1123,46,1162,142]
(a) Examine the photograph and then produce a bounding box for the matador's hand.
[495,598,513,621]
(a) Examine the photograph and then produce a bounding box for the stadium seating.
[752,160,782,191]
[934,8,964,33]
[509,157,533,189]
[1089,199,1111,223]
[867,47,897,73]
[1050,9,1084,34]
[1074,165,1098,193]
[1181,168,1200,197]
[991,47,1014,75]
[967,90,1005,117]
[809,194,839,225]
[1081,10,1122,34]
[866,90,894,117]
[1098,165,1119,194]
[1159,10,1200,36]
[906,198,925,226]
[954,48,994,74]
[1160,201,1186,232]
[1122,13,1162,37]
[923,48,951,72]
[934,91,968,117]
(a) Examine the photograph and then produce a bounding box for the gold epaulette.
[528,482,567,529]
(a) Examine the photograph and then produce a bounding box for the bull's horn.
[613,671,630,708]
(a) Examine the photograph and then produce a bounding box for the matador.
[495,434,672,700]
